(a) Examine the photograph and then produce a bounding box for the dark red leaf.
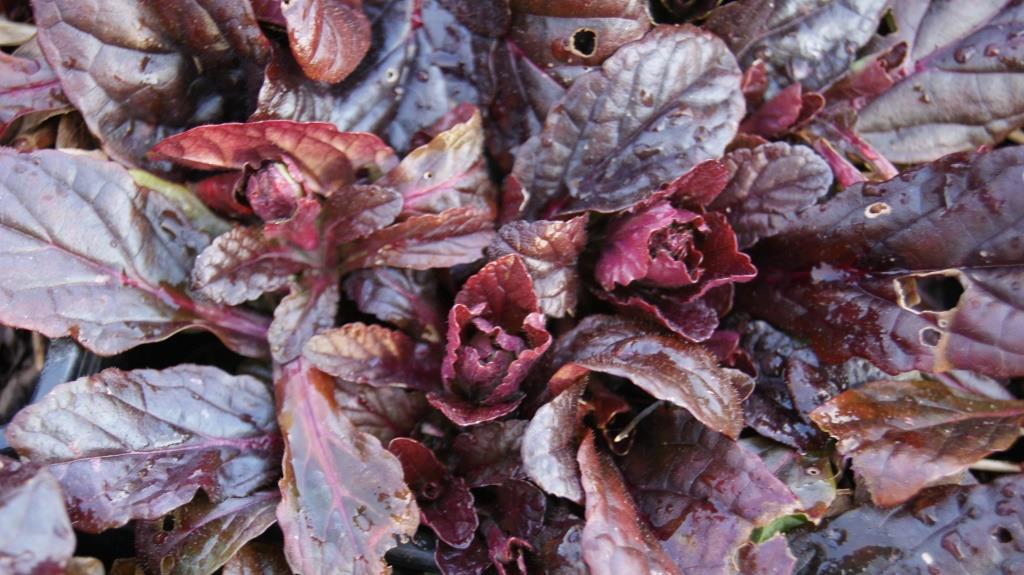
[282,0,371,84]
[0,150,270,357]
[811,379,1024,507]
[553,315,749,438]
[5,365,280,532]
[450,420,528,488]
[275,360,419,573]
[32,0,270,171]
[389,438,478,549]
[136,492,279,575]
[577,431,681,575]
[0,458,75,575]
[303,322,441,390]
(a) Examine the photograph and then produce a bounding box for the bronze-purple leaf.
[282,0,371,84]
[0,458,75,575]
[136,491,279,575]
[343,267,445,343]
[577,431,682,575]
[303,322,440,390]
[268,276,341,364]
[4,365,280,532]
[450,420,528,488]
[811,379,1024,507]
[332,377,430,445]
[0,150,270,357]
[191,227,307,306]
[221,542,292,575]
[554,315,749,438]
[521,381,585,504]
[0,52,68,134]
[275,360,419,574]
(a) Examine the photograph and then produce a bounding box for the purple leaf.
[343,267,445,343]
[191,227,307,306]
[0,150,269,357]
[737,534,796,575]
[450,420,528,488]
[522,381,585,504]
[0,52,68,134]
[282,0,371,84]
[341,207,496,272]
[577,431,682,575]
[554,315,749,438]
[429,255,551,426]
[332,377,430,445]
[0,458,75,575]
[811,379,1024,507]
[789,476,1024,574]
[136,491,279,575]
[221,542,291,575]
[275,360,419,574]
[486,216,588,318]
[513,25,744,216]
[32,0,270,171]
[303,322,441,390]
[389,437,478,549]
[268,275,340,364]
[320,183,404,246]
[5,365,280,532]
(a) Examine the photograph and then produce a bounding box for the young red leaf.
[429,255,551,426]
[151,121,397,194]
[282,0,371,84]
[811,379,1024,507]
[303,322,441,390]
[389,438,478,549]
[275,360,419,574]
[553,315,750,438]
[5,365,280,532]
[0,458,75,575]
[789,476,1024,574]
[0,151,270,357]
[32,0,270,171]
[513,25,744,216]
[136,492,279,575]
[577,432,682,575]
[486,216,588,318]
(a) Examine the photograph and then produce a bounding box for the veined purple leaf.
[577,431,682,575]
[811,379,1024,507]
[513,25,744,216]
[32,0,270,171]
[268,275,341,364]
[0,458,75,575]
[710,142,833,248]
[486,216,588,318]
[320,184,404,248]
[789,476,1024,574]
[855,2,1024,162]
[0,149,269,357]
[379,106,496,218]
[554,315,749,438]
[389,438,478,549]
[341,206,495,272]
[151,121,398,194]
[522,381,585,504]
[4,365,280,532]
[275,360,419,574]
[221,542,291,575]
[343,267,445,343]
[283,0,371,84]
[0,52,68,134]
[136,491,279,575]
[191,227,307,306]
[620,406,799,575]
[304,322,441,390]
